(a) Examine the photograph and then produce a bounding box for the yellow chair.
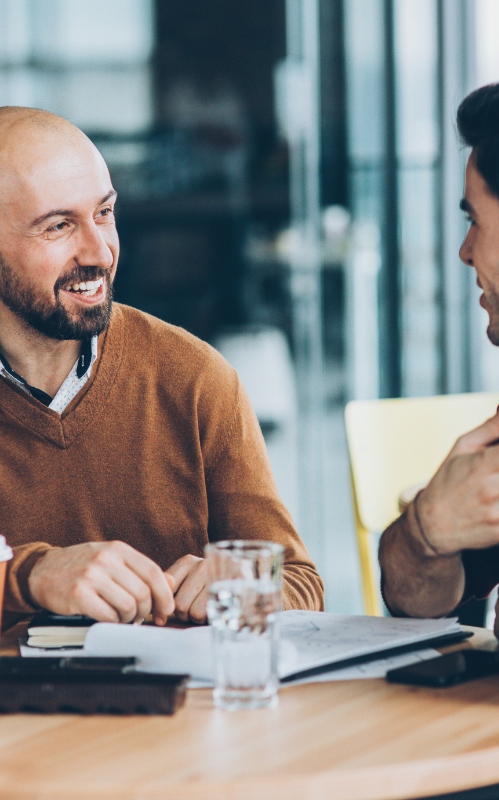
[345,392,499,616]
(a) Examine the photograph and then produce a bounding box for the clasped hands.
[28,542,209,625]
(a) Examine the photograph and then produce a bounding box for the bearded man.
[0,106,324,629]
[379,84,499,637]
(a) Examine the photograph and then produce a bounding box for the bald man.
[0,106,324,629]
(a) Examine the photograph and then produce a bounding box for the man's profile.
[0,106,324,629]
[379,83,499,636]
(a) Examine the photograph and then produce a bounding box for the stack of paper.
[20,611,465,687]
[84,611,463,681]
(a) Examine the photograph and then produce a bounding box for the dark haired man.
[379,83,499,636]
[0,106,324,629]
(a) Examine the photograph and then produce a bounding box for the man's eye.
[97,207,114,219]
[47,221,69,233]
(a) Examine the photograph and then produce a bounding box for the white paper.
[282,647,440,686]
[20,611,461,688]
[20,644,85,658]
[277,610,460,676]
[85,623,216,679]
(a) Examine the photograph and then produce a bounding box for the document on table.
[283,647,440,685]
[20,610,463,687]
[277,611,463,681]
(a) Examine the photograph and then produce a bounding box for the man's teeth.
[63,278,103,295]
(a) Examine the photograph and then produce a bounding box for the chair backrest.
[345,392,499,615]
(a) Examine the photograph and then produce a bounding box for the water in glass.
[208,577,280,709]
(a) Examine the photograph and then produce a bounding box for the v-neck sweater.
[1,303,324,627]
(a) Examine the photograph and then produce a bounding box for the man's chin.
[24,294,113,341]
[486,323,499,347]
[54,299,112,340]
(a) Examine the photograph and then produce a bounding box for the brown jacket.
[0,304,324,627]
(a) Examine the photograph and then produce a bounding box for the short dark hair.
[457,83,499,198]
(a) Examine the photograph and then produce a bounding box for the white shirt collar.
[0,336,99,414]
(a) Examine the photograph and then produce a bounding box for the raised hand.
[417,410,499,555]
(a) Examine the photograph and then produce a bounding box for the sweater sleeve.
[204,376,324,611]
[461,546,499,603]
[2,542,57,630]
[379,509,496,617]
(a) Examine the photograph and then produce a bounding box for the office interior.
[1,0,498,620]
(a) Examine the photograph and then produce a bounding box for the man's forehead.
[0,133,112,216]
[464,155,495,199]
[0,108,103,180]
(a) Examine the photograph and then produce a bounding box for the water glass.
[205,540,284,710]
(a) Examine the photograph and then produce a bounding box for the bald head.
[0,106,113,233]
[0,106,84,146]
[0,107,105,190]
[0,106,93,170]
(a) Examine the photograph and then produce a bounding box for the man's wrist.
[407,493,459,560]
[26,547,58,609]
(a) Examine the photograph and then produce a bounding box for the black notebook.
[26,612,97,649]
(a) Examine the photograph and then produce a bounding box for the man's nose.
[76,222,115,270]
[459,231,473,267]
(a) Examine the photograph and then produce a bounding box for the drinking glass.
[205,540,284,710]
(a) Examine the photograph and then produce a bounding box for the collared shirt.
[0,336,98,414]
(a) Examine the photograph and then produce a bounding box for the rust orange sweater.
[1,304,324,627]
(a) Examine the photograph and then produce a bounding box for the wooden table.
[0,624,499,800]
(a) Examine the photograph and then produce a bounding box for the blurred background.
[1,0,498,614]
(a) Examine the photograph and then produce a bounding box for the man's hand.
[380,409,499,621]
[28,541,175,626]
[166,554,209,624]
[417,409,499,555]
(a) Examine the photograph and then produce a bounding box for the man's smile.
[60,276,105,304]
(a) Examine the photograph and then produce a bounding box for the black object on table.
[0,657,189,715]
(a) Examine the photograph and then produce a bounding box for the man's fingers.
[66,583,122,623]
[174,584,208,623]
[106,568,154,622]
[165,573,175,590]
[27,541,176,626]
[185,586,209,624]
[165,555,208,623]
[119,544,175,624]
[452,410,499,455]
[165,554,203,593]
[72,568,146,624]
[99,578,150,623]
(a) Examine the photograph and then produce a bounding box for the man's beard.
[484,288,499,346]
[0,253,113,340]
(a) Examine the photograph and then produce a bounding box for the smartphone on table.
[386,650,499,687]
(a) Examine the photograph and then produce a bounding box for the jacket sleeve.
[203,373,324,611]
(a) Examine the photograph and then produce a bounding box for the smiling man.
[0,106,324,629]
[379,84,499,636]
